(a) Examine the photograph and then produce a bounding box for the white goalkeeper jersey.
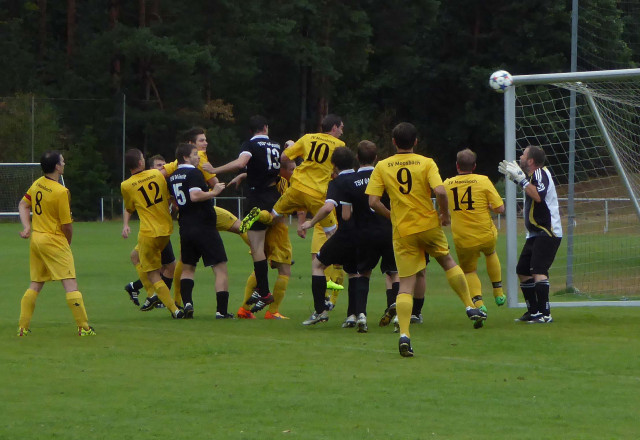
[523,167,562,238]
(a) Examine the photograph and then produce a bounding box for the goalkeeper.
[499,146,562,323]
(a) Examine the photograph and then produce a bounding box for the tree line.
[1,0,637,219]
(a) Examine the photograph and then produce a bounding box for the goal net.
[503,68,640,307]
[0,163,41,217]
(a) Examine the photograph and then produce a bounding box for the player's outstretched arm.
[190,182,226,202]
[211,154,250,176]
[228,173,247,189]
[18,199,31,239]
[300,202,334,231]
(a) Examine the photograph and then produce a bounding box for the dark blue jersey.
[326,169,356,240]
[240,135,282,190]
[168,165,217,230]
[341,167,392,241]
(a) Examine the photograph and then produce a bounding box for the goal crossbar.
[503,68,640,308]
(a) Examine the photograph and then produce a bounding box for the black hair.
[331,146,355,171]
[249,115,268,135]
[124,148,143,171]
[321,114,343,133]
[175,143,197,164]
[40,150,62,174]
[392,122,417,149]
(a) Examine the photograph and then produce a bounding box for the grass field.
[1,221,640,439]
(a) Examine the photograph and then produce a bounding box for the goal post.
[0,163,40,217]
[503,68,640,307]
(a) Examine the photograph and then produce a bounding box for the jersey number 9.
[396,167,412,194]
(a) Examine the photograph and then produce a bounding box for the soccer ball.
[489,70,513,93]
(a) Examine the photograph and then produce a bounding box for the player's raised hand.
[505,161,529,187]
[201,161,215,174]
[212,182,226,196]
[498,159,510,177]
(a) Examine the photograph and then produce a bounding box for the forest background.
[1,0,638,219]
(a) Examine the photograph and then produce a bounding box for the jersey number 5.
[172,183,187,206]
[137,181,164,208]
[451,186,475,210]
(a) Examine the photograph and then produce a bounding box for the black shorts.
[245,186,280,231]
[160,240,175,265]
[180,228,227,267]
[516,235,562,277]
[357,235,397,275]
[317,235,357,274]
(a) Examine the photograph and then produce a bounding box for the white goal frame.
[503,68,640,308]
[0,163,40,217]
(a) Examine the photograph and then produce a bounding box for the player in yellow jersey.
[123,154,177,308]
[444,149,506,329]
[121,148,183,318]
[366,122,485,357]
[239,114,345,238]
[17,151,96,336]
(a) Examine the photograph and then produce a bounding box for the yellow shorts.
[215,206,238,231]
[138,235,171,272]
[393,227,450,277]
[454,235,497,273]
[29,232,76,282]
[311,223,329,254]
[273,186,337,231]
[265,221,292,265]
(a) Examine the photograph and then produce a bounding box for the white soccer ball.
[489,70,513,93]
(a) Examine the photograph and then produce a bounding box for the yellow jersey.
[276,175,290,195]
[284,132,345,199]
[366,152,443,238]
[121,169,173,237]
[163,150,216,182]
[444,173,503,248]
[22,176,72,236]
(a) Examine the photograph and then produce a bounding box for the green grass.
[1,221,639,439]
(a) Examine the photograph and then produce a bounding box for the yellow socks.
[153,280,178,314]
[268,274,289,313]
[396,293,413,337]
[19,288,40,329]
[446,266,474,308]
[242,272,257,309]
[486,252,505,298]
[173,260,183,306]
[465,272,484,308]
[240,232,250,247]
[65,290,89,330]
[136,264,155,297]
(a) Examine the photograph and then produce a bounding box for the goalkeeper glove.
[498,160,530,188]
